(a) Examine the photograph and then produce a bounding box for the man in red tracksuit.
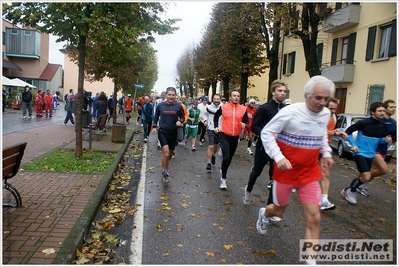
[35,90,43,117]
[44,90,53,117]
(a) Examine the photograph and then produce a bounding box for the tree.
[285,3,332,77]
[259,2,284,101]
[3,2,178,157]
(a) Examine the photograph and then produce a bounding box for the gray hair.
[304,76,335,98]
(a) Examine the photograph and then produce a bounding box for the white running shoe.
[256,207,269,235]
[341,188,357,204]
[269,216,282,222]
[242,185,250,204]
[219,178,227,190]
[320,200,336,211]
[246,147,253,155]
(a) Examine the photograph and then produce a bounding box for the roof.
[39,63,62,80]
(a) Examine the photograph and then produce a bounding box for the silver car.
[330,113,396,162]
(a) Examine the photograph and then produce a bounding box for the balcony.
[323,4,361,33]
[321,63,355,84]
[5,28,41,59]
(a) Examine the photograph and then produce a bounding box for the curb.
[52,128,136,264]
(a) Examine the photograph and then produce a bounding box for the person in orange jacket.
[44,90,53,117]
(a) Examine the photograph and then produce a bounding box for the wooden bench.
[2,142,27,207]
[83,114,108,141]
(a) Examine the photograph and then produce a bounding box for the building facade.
[277,2,397,119]
[2,19,63,100]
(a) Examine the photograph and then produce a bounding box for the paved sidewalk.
[2,106,137,264]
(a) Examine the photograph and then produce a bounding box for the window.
[366,84,384,115]
[283,51,295,75]
[379,24,392,58]
[331,33,356,65]
[365,20,396,61]
[316,43,323,69]
[341,37,349,64]
[24,30,32,36]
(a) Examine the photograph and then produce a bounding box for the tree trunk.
[268,19,281,101]
[240,73,248,104]
[222,76,230,99]
[211,81,217,96]
[113,82,117,123]
[75,36,86,158]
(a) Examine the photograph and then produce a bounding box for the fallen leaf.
[180,203,189,209]
[205,251,215,257]
[224,244,233,250]
[42,248,55,255]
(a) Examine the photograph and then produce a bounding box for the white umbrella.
[2,76,15,86]
[10,78,36,88]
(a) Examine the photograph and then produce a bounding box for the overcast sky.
[49,1,216,95]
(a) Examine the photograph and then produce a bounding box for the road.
[105,132,396,265]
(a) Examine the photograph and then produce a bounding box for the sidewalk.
[2,106,137,264]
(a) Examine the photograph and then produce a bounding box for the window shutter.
[331,38,338,65]
[365,26,376,61]
[388,19,396,57]
[290,51,296,73]
[283,54,287,74]
[346,32,357,64]
[317,43,323,68]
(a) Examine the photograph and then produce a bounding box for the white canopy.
[10,78,36,88]
[2,76,15,86]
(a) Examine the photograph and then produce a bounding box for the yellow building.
[61,49,115,99]
[277,2,397,120]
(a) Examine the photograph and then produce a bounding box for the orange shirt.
[125,98,133,111]
[327,115,336,144]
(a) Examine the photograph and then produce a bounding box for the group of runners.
[148,76,396,265]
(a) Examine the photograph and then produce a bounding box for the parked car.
[329,113,396,162]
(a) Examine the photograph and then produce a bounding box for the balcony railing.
[323,4,361,33]
[321,61,355,84]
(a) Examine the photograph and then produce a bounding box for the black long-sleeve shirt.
[251,99,285,135]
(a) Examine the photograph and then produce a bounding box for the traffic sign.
[135,84,145,89]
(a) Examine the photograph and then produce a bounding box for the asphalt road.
[113,132,397,265]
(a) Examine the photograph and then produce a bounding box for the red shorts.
[375,152,386,159]
[271,180,321,206]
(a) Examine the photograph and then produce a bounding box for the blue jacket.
[142,102,154,121]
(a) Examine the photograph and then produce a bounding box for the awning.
[10,78,36,88]
[2,59,22,71]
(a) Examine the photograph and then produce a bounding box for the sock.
[248,140,252,147]
[321,194,328,203]
[349,178,363,192]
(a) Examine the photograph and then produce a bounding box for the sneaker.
[242,185,250,204]
[206,163,211,172]
[49,115,52,117]
[23,116,26,119]
[211,155,216,165]
[171,152,176,159]
[143,138,148,143]
[341,188,357,204]
[191,145,197,151]
[356,184,369,197]
[252,142,256,147]
[162,170,169,183]
[199,141,203,146]
[256,207,269,235]
[64,123,67,126]
[184,139,188,145]
[269,216,282,222]
[220,178,227,190]
[201,138,205,143]
[246,147,253,155]
[267,180,273,189]
[320,200,336,211]
[29,116,33,119]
